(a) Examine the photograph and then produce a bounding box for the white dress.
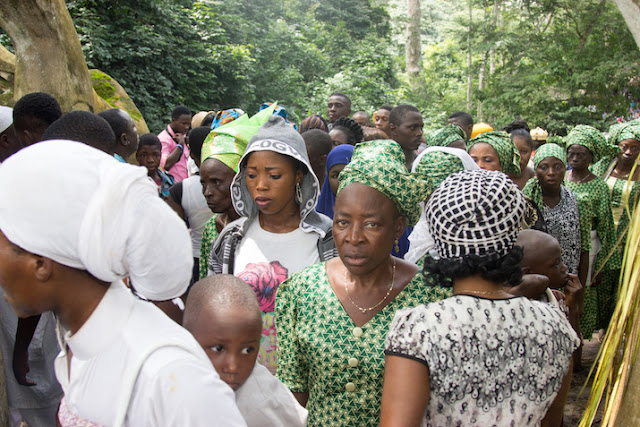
[55,280,245,426]
[385,295,580,427]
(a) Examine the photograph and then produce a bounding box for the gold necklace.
[570,170,590,184]
[344,259,396,313]
[456,288,504,296]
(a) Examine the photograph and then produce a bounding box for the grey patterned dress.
[540,186,582,274]
[385,295,579,427]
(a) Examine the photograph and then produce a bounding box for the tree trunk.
[613,0,640,51]
[477,54,486,121]
[490,0,499,75]
[467,1,472,111]
[406,0,422,81]
[0,0,98,111]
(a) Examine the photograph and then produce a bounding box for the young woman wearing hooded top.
[208,115,337,375]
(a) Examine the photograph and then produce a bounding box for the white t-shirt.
[234,220,320,373]
[54,281,245,426]
[235,363,307,427]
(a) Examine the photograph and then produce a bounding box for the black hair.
[187,126,211,161]
[447,111,474,127]
[389,104,420,126]
[171,105,191,120]
[378,105,393,112]
[41,111,116,154]
[422,246,523,288]
[13,92,62,131]
[503,120,530,133]
[302,129,333,155]
[330,92,351,108]
[510,128,534,149]
[331,116,364,145]
[138,133,162,150]
[97,109,131,142]
[200,112,216,128]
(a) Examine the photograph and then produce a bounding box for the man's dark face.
[390,111,424,152]
[171,114,191,135]
[327,96,351,124]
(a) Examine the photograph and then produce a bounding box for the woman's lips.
[254,197,271,208]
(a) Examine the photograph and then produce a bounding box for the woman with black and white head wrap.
[380,169,579,427]
[0,140,244,426]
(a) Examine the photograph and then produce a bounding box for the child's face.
[136,145,161,174]
[536,243,569,289]
[186,307,261,391]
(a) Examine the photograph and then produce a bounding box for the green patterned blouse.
[199,213,220,279]
[275,262,452,426]
[564,178,616,273]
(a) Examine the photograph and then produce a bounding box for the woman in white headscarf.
[0,140,245,426]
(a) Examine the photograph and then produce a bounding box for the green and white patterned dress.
[275,262,452,427]
[565,178,616,338]
[199,214,219,279]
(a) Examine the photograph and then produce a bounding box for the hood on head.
[231,115,329,235]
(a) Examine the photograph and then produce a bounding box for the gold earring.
[394,239,400,253]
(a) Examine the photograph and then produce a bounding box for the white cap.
[0,106,13,133]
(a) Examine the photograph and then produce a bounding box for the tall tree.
[406,0,422,82]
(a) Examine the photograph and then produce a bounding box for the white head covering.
[0,106,13,133]
[0,140,192,300]
[405,147,479,263]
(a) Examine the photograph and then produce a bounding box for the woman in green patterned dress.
[276,140,450,426]
[590,122,640,333]
[564,125,618,339]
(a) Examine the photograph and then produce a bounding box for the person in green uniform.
[275,140,447,426]
[564,125,618,340]
[590,121,640,337]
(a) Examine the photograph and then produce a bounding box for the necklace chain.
[344,259,396,313]
[570,170,590,184]
[456,288,504,296]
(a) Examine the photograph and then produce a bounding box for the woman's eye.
[270,175,281,180]
[210,345,223,352]
[246,173,256,179]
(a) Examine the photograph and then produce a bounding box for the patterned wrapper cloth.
[424,124,466,148]
[338,139,433,226]
[468,130,521,175]
[565,125,619,163]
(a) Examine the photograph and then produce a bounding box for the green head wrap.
[468,131,521,175]
[524,143,566,209]
[608,122,640,146]
[414,151,464,188]
[200,103,277,172]
[424,124,466,148]
[565,125,618,163]
[338,140,433,226]
[533,143,566,168]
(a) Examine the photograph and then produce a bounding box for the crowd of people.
[0,90,638,426]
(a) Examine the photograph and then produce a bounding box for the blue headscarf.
[316,144,354,219]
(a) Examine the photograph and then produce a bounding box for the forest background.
[2,0,638,135]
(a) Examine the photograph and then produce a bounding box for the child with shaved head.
[184,275,307,427]
[515,230,584,332]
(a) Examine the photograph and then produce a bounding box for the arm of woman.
[275,275,310,406]
[380,355,430,427]
[541,359,573,427]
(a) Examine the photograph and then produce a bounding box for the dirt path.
[564,338,603,426]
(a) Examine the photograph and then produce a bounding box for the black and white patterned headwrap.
[425,169,525,259]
